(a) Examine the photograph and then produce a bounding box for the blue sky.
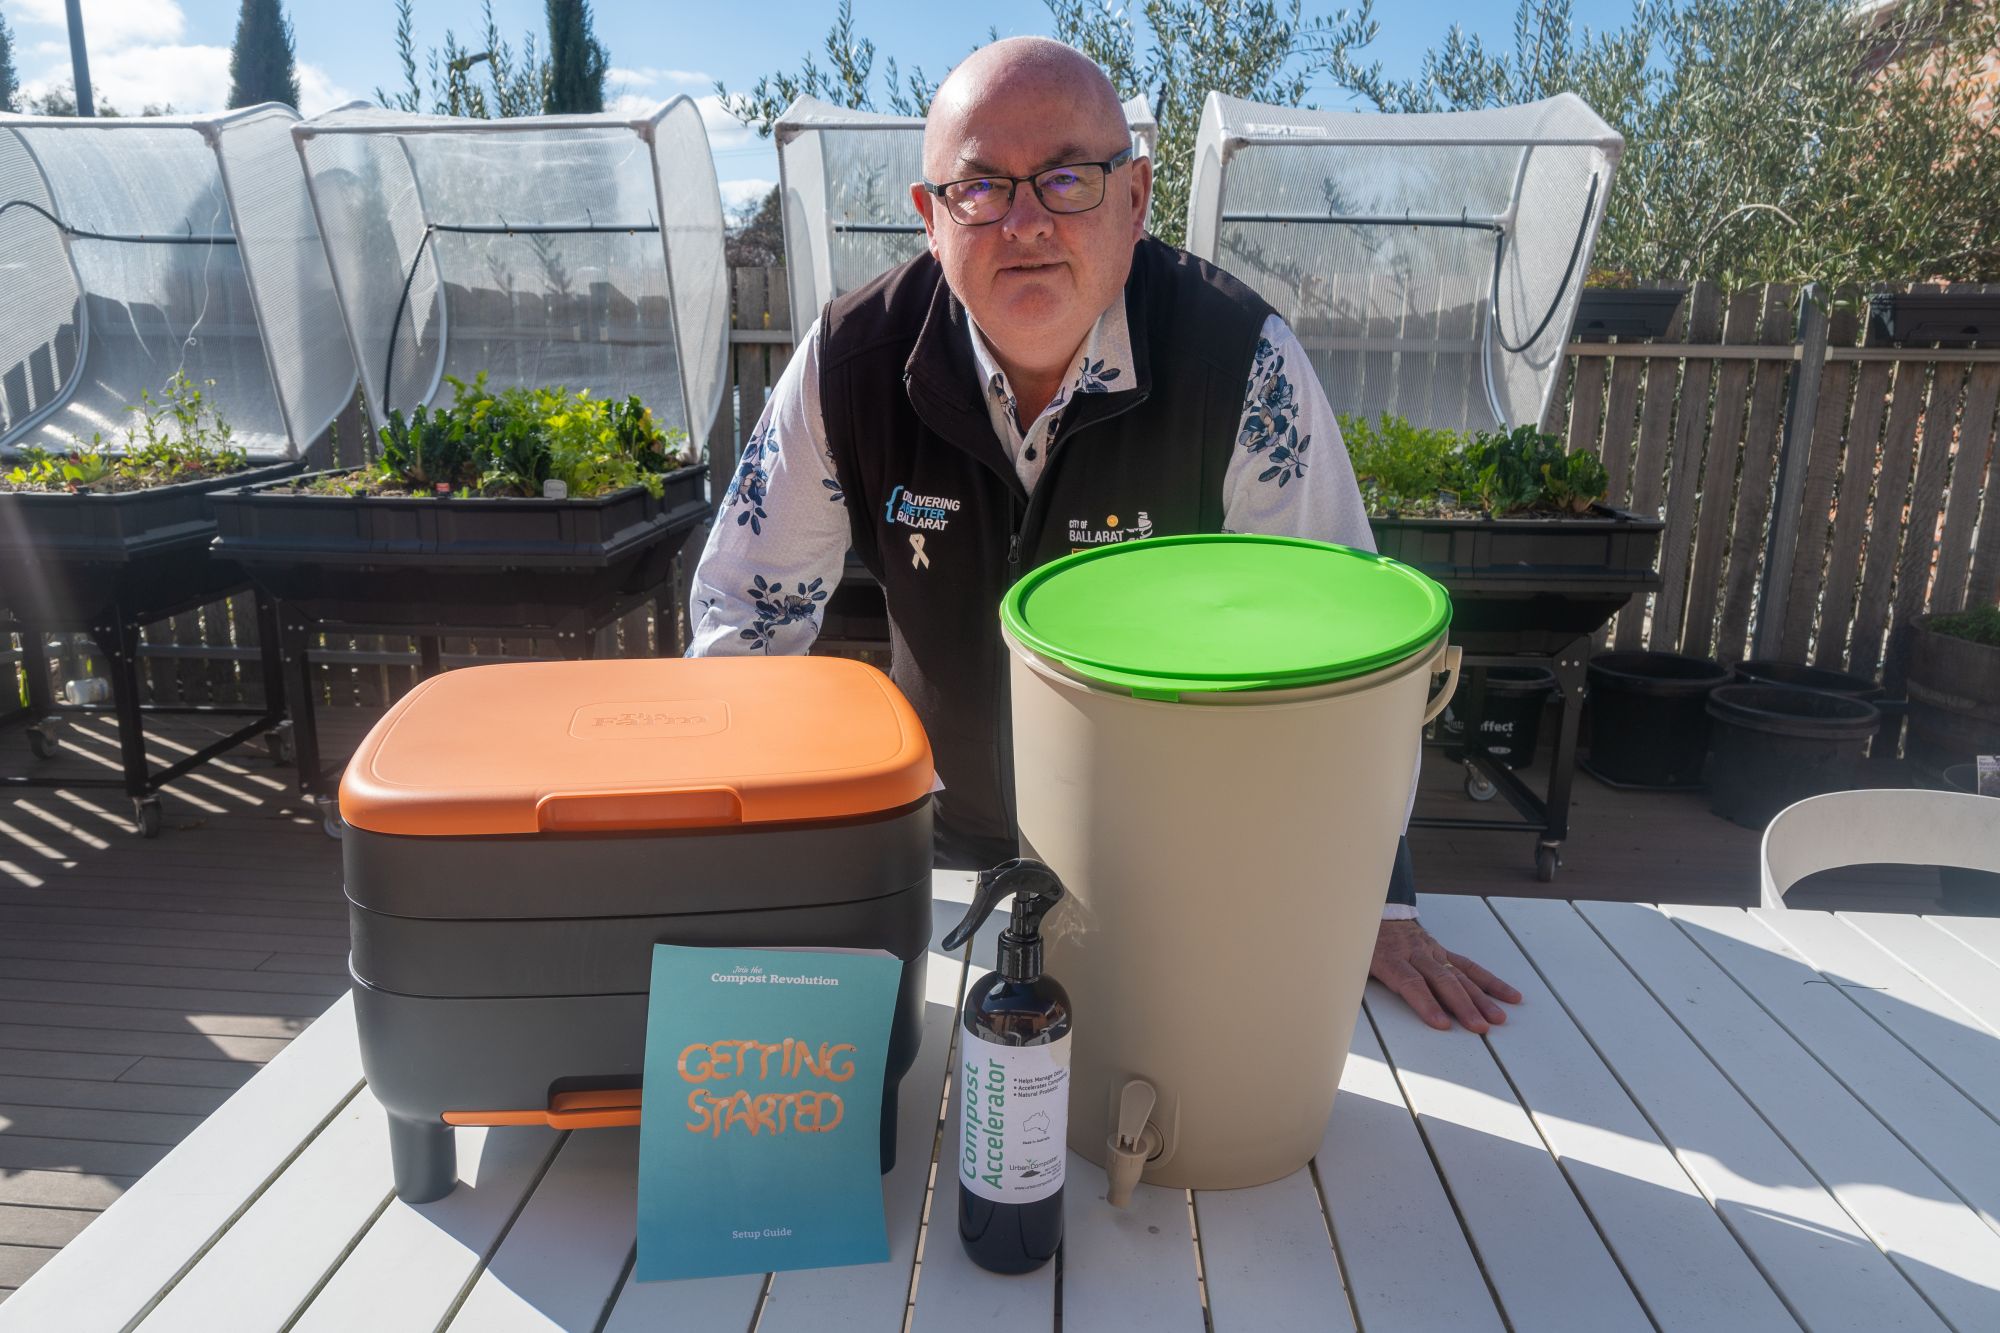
[3,0,1635,209]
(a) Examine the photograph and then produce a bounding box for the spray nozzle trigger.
[942,858,1066,956]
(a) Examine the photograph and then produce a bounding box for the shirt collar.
[964,294,1136,415]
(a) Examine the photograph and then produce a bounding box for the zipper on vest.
[1007,532,1021,577]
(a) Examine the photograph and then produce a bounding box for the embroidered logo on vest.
[1067,509,1152,549]
[885,484,962,533]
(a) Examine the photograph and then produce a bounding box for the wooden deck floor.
[0,707,1944,1301]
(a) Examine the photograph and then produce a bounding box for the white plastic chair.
[1759,788,2000,909]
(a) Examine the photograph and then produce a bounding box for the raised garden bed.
[1572,287,1686,339]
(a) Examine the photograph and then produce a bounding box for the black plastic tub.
[1940,764,1999,915]
[0,459,304,626]
[1442,666,1557,767]
[207,462,709,628]
[1582,651,1732,789]
[1367,506,1663,655]
[1704,685,1880,829]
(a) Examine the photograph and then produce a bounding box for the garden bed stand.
[0,105,354,832]
[1372,505,1664,882]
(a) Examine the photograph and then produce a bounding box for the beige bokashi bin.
[1000,534,1457,1195]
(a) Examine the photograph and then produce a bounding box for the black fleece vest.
[819,238,1275,866]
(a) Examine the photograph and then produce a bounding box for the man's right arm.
[686,318,854,657]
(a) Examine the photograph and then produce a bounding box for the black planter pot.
[1703,685,1880,829]
[1573,287,1686,339]
[1732,659,1883,702]
[1367,505,1664,655]
[1939,764,2000,916]
[1582,651,1732,789]
[207,462,709,629]
[1904,617,2000,780]
[0,460,305,626]
[1441,666,1557,768]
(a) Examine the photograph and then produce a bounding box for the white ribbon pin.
[909,533,931,570]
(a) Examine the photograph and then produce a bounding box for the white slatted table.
[10,878,2000,1333]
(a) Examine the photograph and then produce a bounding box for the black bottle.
[941,859,1072,1275]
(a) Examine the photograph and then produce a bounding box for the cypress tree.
[0,12,19,114]
[544,0,607,114]
[228,0,302,110]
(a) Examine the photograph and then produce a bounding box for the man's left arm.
[1221,314,1521,1032]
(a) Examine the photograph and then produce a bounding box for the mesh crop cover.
[1186,94,1620,435]
[774,96,1158,331]
[0,107,350,459]
[293,100,729,454]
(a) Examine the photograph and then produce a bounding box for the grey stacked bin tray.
[346,807,933,1204]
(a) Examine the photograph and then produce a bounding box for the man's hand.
[1371,920,1522,1033]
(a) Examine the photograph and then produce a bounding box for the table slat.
[1668,906,2000,1235]
[1580,901,2000,1331]
[134,1092,393,1332]
[445,1128,646,1332]
[1750,909,2000,1116]
[1929,914,2000,970]
[292,1126,564,1333]
[1417,895,1798,1332]
[1056,1155,1205,1333]
[1836,912,2000,1034]
[0,994,364,1333]
[1367,978,1652,1332]
[756,997,959,1333]
[1317,1001,1502,1333]
[1490,898,1944,1333]
[1194,1169,1353,1333]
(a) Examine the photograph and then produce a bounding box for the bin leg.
[388,1114,457,1204]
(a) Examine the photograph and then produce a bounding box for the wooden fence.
[9,268,1999,711]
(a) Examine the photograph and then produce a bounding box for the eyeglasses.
[922,147,1137,227]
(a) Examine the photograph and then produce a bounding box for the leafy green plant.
[1,373,246,493]
[1929,605,2000,649]
[362,372,690,500]
[1540,451,1609,515]
[1339,415,1608,518]
[1338,412,1461,514]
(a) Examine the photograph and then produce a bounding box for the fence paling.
[1716,283,1797,665]
[1656,282,1733,656]
[1776,302,1855,662]
[1931,362,2000,617]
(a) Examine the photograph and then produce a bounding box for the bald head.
[923,37,1127,181]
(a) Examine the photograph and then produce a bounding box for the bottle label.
[959,1034,1070,1204]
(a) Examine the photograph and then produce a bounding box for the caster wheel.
[133,798,163,839]
[1465,771,1498,802]
[265,728,295,766]
[1535,845,1560,883]
[318,799,346,841]
[27,727,59,760]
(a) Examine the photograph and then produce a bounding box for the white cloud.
[694,95,756,152]
[21,42,231,115]
[608,67,712,90]
[11,0,187,53]
[719,178,776,212]
[296,64,356,117]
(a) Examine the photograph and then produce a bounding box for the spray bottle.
[940,859,1072,1274]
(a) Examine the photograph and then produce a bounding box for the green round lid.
[1000,534,1451,700]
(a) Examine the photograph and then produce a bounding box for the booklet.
[636,943,901,1281]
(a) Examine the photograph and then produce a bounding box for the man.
[689,37,1519,1033]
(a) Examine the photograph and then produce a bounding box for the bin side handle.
[536,786,744,831]
[1420,644,1463,728]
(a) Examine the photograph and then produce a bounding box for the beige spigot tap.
[1104,1079,1163,1208]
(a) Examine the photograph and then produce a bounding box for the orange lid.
[339,657,933,837]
